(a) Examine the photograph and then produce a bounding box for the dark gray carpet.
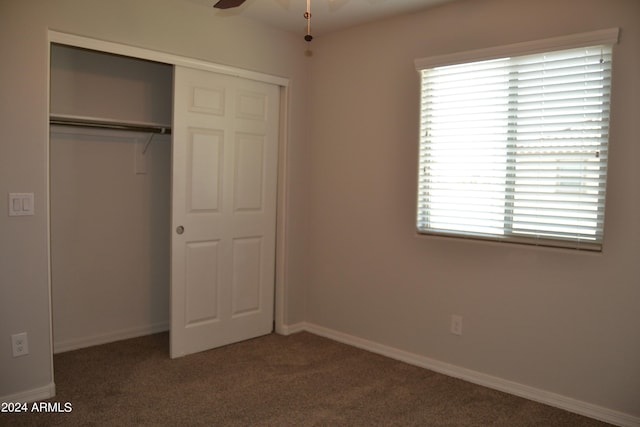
[2,332,611,426]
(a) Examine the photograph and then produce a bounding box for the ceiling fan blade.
[213,0,246,9]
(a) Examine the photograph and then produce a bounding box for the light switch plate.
[8,193,34,216]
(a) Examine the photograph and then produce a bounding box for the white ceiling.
[190,0,455,37]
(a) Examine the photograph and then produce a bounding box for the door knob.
[176,225,184,235]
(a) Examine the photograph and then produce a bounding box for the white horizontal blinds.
[509,46,611,247]
[417,44,613,250]
[418,58,511,237]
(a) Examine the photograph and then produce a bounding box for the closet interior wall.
[49,44,174,353]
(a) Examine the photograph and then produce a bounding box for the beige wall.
[306,0,639,419]
[0,0,310,399]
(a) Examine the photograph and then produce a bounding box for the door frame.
[46,30,291,362]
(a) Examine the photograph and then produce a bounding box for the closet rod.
[50,115,172,135]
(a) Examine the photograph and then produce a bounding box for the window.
[415,29,618,251]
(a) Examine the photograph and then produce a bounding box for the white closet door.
[170,66,279,358]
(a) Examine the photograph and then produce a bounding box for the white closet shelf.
[50,114,172,135]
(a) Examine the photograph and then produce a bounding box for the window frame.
[414,28,619,251]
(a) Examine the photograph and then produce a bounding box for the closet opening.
[49,43,174,356]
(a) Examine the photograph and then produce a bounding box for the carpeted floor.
[2,332,612,426]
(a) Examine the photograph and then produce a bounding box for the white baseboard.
[276,322,307,336]
[53,322,169,354]
[0,382,55,404]
[298,322,639,427]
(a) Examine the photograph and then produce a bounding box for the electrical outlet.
[11,332,29,357]
[450,315,463,336]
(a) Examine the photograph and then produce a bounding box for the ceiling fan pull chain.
[304,0,313,42]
